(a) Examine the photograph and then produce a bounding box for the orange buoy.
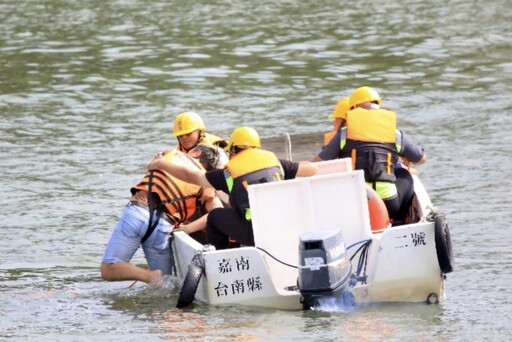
[366,187,390,233]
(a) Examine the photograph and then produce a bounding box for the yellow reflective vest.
[225,148,284,220]
[341,108,400,199]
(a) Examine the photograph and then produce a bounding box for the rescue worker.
[101,144,223,285]
[174,111,228,153]
[314,86,427,224]
[322,97,350,148]
[148,126,318,250]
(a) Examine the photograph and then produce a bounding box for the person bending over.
[100,144,223,285]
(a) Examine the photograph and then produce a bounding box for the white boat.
[170,158,453,310]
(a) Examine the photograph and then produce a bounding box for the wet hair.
[193,144,221,171]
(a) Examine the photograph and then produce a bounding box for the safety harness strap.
[142,171,162,243]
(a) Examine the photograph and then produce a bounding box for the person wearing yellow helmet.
[314,86,427,225]
[173,111,228,153]
[148,126,318,250]
[323,97,350,147]
[348,86,383,110]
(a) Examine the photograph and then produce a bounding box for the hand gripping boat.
[171,159,453,310]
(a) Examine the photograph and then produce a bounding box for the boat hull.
[171,159,448,310]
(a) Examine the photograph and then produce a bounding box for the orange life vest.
[131,150,204,224]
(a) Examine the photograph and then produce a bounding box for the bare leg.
[100,262,163,285]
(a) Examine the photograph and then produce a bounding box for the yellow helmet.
[328,97,350,119]
[173,112,206,137]
[226,126,261,151]
[349,86,382,109]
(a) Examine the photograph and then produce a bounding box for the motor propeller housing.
[298,230,353,309]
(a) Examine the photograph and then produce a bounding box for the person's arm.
[176,195,223,234]
[178,214,208,234]
[296,161,319,177]
[280,159,318,178]
[412,154,427,166]
[148,154,212,188]
[314,130,342,162]
[199,187,217,204]
[398,131,427,166]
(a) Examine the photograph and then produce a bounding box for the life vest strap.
[161,194,198,204]
[142,171,160,243]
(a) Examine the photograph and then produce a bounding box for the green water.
[1,0,511,341]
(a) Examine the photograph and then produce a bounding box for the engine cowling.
[298,230,353,309]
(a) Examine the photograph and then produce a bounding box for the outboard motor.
[298,230,353,310]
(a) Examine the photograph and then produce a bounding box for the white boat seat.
[248,169,372,290]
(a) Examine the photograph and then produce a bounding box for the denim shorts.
[102,204,174,275]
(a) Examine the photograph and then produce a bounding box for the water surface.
[1,0,511,341]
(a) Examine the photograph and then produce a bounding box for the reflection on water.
[1,0,511,340]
